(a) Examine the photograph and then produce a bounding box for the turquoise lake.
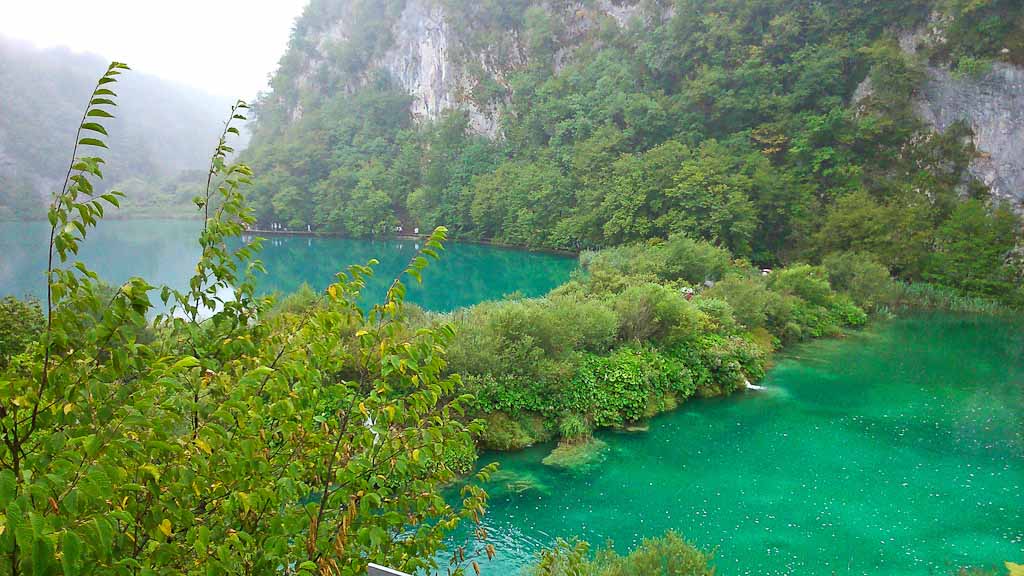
[451,313,1023,575]
[0,220,578,311]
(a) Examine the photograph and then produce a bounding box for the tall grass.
[892,282,1013,315]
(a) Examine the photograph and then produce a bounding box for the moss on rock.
[542,438,608,472]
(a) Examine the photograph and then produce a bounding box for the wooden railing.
[367,563,412,576]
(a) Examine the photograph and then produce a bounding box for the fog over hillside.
[0,37,243,219]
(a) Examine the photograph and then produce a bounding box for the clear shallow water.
[455,314,1024,575]
[0,220,577,311]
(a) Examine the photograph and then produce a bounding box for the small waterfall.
[745,379,768,391]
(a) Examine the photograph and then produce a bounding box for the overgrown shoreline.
[374,234,1014,473]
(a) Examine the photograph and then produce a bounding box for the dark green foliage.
[0,297,44,367]
[931,0,1024,68]
[924,200,1022,303]
[822,252,898,311]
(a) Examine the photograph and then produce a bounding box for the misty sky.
[1,0,309,99]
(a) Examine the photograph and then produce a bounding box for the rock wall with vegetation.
[245,0,1024,306]
[916,62,1024,207]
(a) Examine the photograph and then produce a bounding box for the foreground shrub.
[530,531,715,576]
[0,67,489,576]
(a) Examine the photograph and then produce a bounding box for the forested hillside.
[244,0,1024,305]
[0,37,234,219]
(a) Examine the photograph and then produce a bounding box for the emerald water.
[0,220,577,310]
[458,314,1024,575]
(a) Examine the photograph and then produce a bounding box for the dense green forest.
[0,37,234,219]
[243,0,1024,306]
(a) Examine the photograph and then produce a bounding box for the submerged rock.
[541,438,608,473]
[489,469,549,497]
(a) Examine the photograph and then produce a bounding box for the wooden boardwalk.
[367,564,412,576]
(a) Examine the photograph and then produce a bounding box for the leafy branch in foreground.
[0,63,490,576]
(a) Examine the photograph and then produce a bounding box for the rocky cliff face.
[915,63,1024,207]
[280,0,641,137]
[892,26,1024,207]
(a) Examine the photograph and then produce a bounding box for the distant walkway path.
[244,228,425,240]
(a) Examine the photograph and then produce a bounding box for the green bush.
[612,283,701,345]
[530,531,714,576]
[569,350,654,428]
[704,275,783,331]
[558,412,592,442]
[265,283,321,317]
[822,251,897,311]
[693,297,738,334]
[0,296,44,367]
[769,264,834,307]
[582,235,732,286]
[478,410,538,451]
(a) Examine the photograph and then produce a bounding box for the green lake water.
[456,314,1024,575]
[0,220,578,311]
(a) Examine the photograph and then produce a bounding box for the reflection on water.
[0,220,578,312]
[447,314,1024,576]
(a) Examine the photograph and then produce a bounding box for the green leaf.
[32,537,53,576]
[172,356,201,370]
[89,98,116,107]
[86,109,115,118]
[78,138,107,148]
[62,532,82,576]
[0,471,15,507]
[80,123,108,136]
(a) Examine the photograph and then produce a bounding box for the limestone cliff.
[893,26,1024,207]
[272,0,643,137]
[915,63,1024,207]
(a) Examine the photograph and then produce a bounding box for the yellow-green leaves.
[1,59,486,576]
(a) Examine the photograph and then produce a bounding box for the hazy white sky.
[0,0,309,99]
